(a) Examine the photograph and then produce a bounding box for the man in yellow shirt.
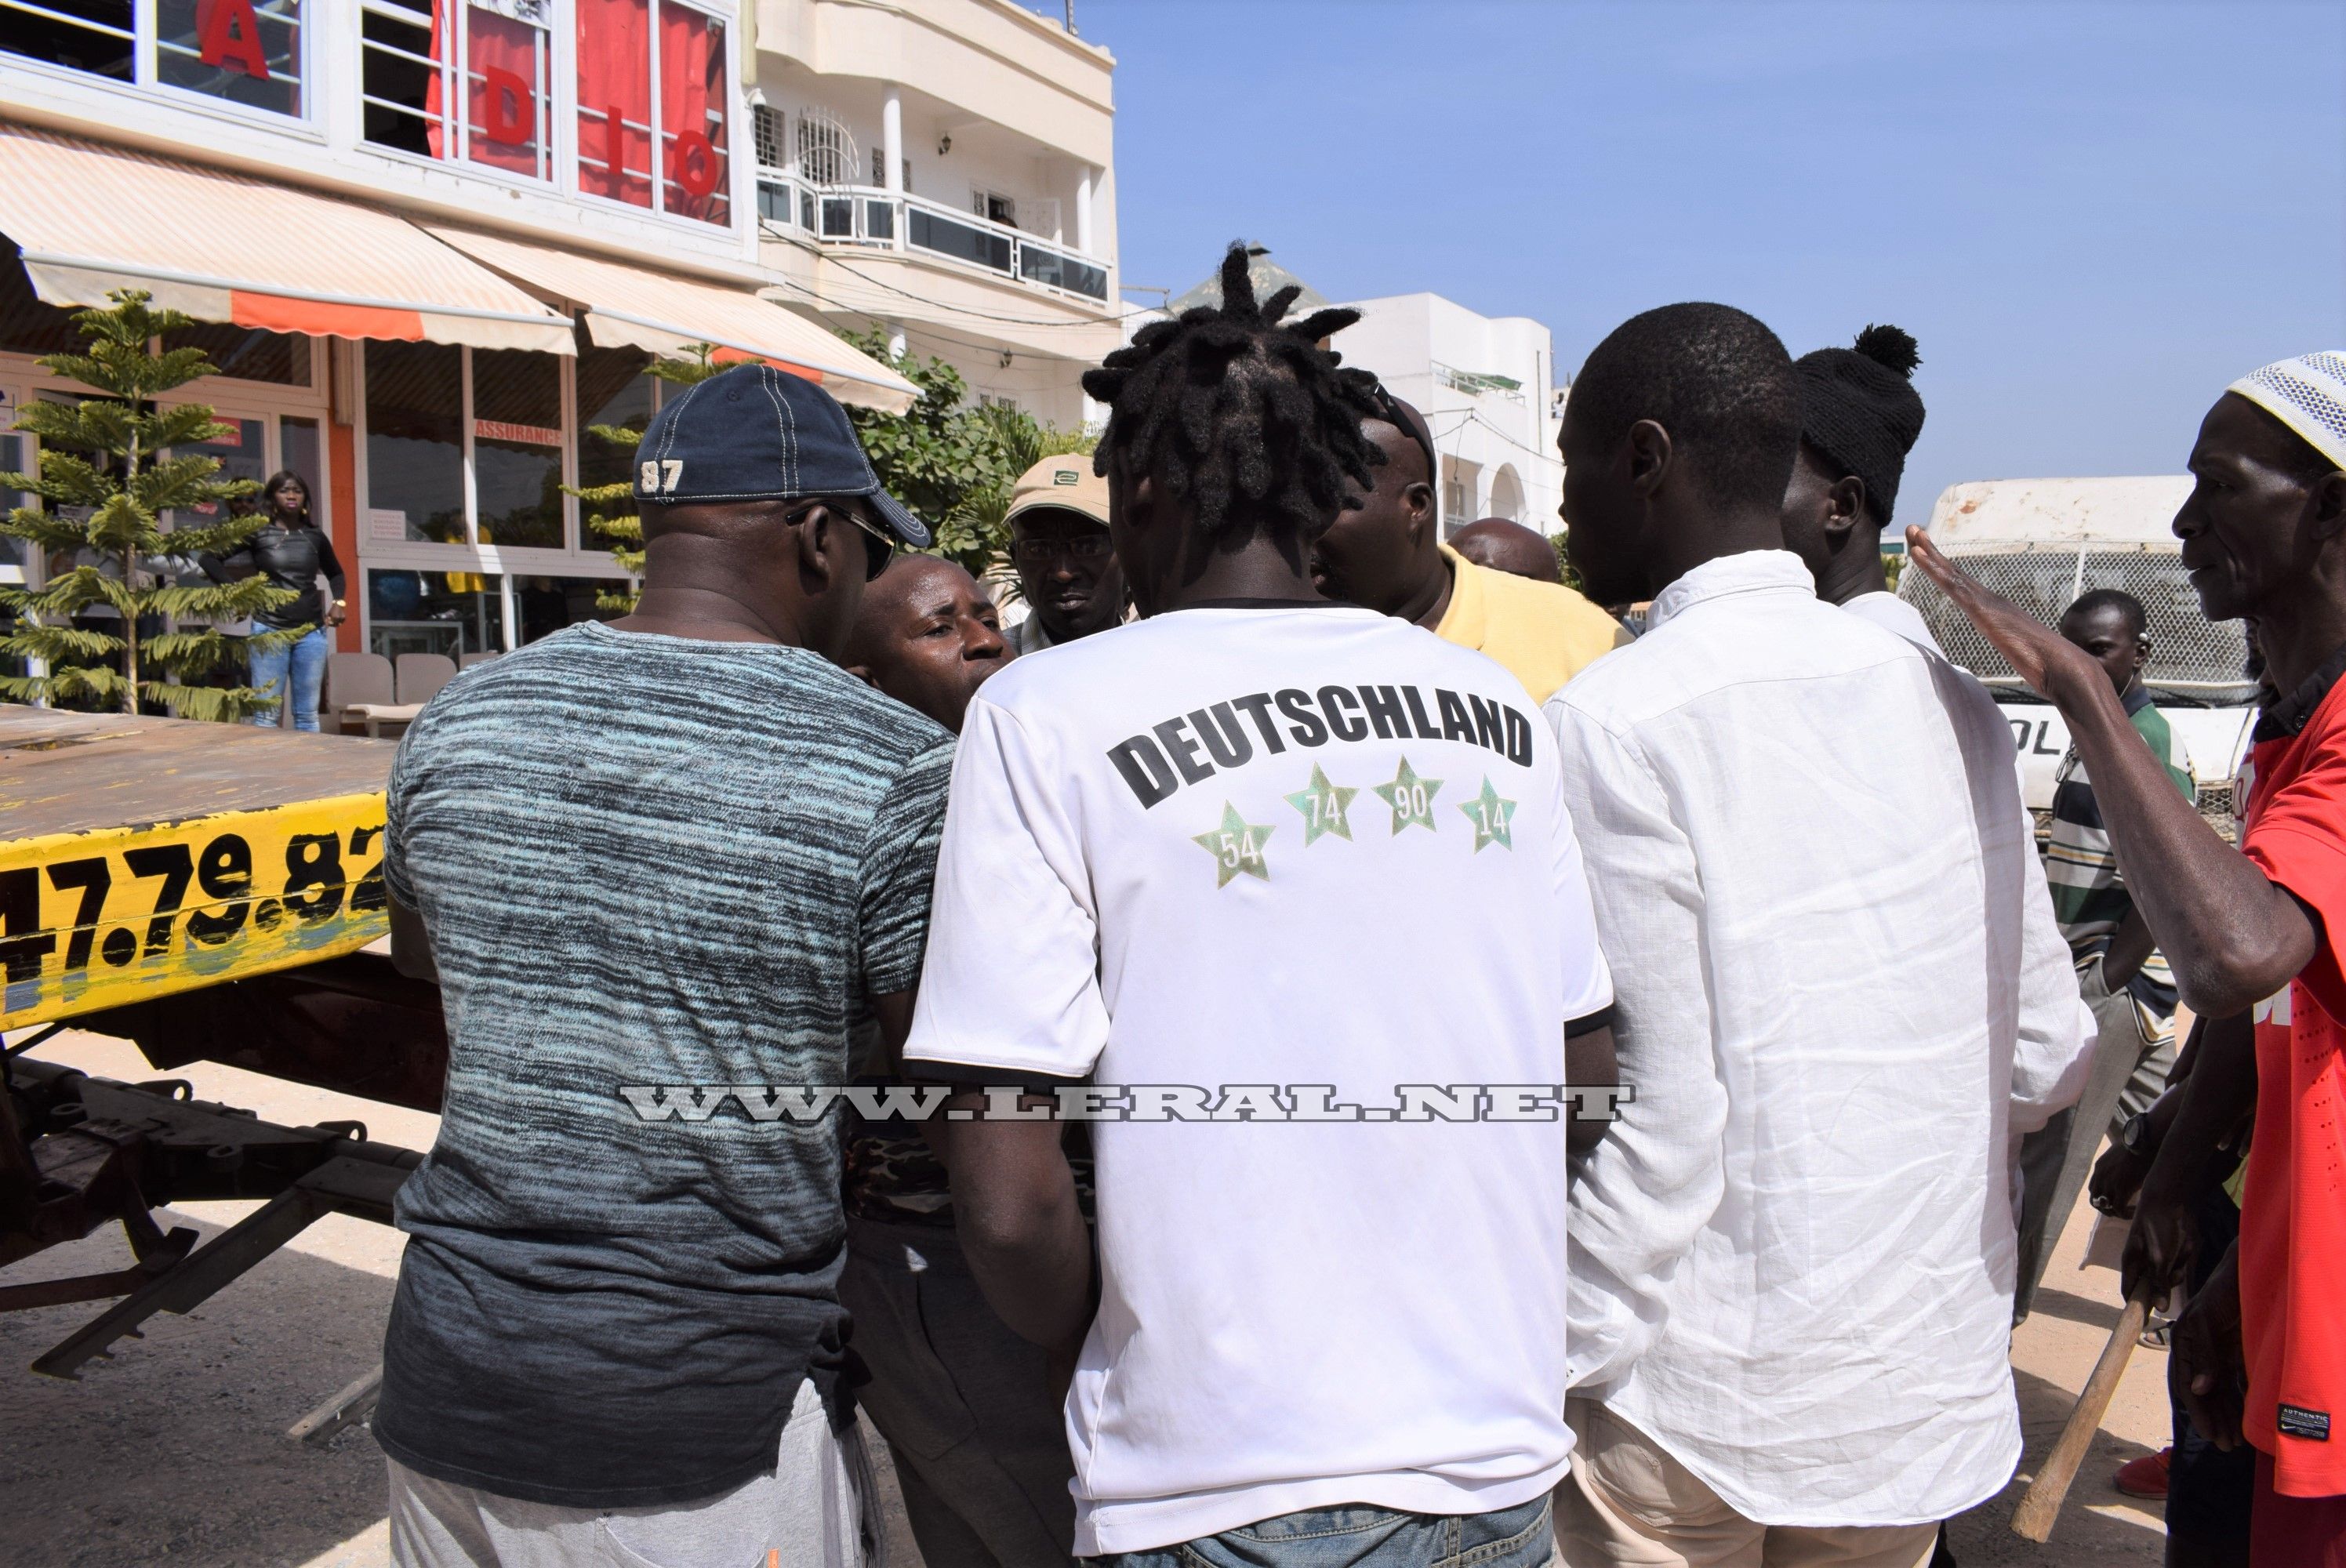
[1312,390,1628,702]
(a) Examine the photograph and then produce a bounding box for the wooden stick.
[2010,1290,2153,1541]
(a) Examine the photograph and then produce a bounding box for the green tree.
[1,290,299,720]
[833,327,1094,585]
[567,344,726,614]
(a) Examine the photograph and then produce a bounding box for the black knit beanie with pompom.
[1795,325,1924,524]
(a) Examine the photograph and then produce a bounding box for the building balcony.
[754,167,1110,305]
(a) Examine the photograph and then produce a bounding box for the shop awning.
[423,223,919,414]
[0,123,573,354]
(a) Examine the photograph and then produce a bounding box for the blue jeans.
[1098,1495,1552,1568]
[247,625,329,731]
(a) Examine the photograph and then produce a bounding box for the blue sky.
[1078,0,2346,528]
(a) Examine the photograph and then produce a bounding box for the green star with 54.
[1192,801,1276,887]
[1458,776,1518,851]
[1284,764,1358,845]
[1372,757,1444,835]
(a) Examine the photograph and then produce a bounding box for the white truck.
[1897,476,2257,837]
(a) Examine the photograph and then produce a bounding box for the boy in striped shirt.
[2014,586,2197,1312]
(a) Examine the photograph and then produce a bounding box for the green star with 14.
[1192,801,1275,887]
[1372,757,1444,835]
[1284,765,1358,844]
[1458,776,1518,851]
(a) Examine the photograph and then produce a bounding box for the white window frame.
[1,0,319,133]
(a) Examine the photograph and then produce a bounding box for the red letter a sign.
[198,0,272,81]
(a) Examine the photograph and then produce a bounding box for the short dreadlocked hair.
[1084,243,1386,546]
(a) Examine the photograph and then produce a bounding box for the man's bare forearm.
[926,1097,1094,1348]
[2056,674,2310,1016]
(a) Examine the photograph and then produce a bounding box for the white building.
[1328,293,1562,538]
[750,0,1122,432]
[0,0,1120,655]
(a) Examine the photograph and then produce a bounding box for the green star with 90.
[1458,776,1518,851]
[1284,765,1358,844]
[1192,801,1275,887]
[1372,757,1444,835]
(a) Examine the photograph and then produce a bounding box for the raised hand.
[1903,525,2104,706]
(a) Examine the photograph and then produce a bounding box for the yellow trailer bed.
[1,704,396,1031]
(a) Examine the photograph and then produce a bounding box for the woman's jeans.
[247,626,329,731]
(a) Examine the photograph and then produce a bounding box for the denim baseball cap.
[631,363,932,548]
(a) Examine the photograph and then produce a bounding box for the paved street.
[0,1029,2164,1566]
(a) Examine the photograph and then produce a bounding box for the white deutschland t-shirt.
[902,603,1613,1555]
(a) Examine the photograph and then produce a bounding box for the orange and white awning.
[0,122,573,354]
[424,223,920,414]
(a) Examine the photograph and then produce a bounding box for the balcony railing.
[755,170,1110,304]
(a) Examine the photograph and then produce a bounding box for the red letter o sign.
[673,131,720,198]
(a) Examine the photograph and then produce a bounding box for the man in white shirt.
[902,245,1616,1568]
[1549,303,2090,1568]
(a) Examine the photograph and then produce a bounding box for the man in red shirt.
[1912,353,2346,1566]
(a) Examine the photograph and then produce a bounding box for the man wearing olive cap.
[377,365,943,1566]
[1004,453,1130,655]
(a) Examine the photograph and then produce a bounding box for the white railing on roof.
[754,169,1111,305]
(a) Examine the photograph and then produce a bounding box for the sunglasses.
[786,500,897,581]
[1367,384,1439,485]
[1011,533,1113,564]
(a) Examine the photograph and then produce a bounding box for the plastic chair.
[325,652,414,738]
[394,653,459,706]
[459,650,503,668]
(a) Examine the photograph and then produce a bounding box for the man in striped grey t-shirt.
[377,366,947,1568]
[2015,586,2197,1315]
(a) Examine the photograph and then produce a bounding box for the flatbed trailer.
[1,703,447,1392]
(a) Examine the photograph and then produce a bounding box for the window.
[368,568,503,658]
[974,189,1017,229]
[575,0,729,223]
[2,0,135,82]
[465,0,550,180]
[362,0,551,180]
[3,0,308,118]
[471,347,563,549]
[516,575,620,644]
[162,321,311,387]
[359,0,440,156]
[155,0,303,116]
[365,340,466,544]
[0,258,88,359]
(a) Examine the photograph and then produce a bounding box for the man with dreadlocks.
[902,244,1617,1568]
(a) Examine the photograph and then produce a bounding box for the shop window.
[575,0,728,224]
[280,416,320,506]
[516,575,622,644]
[368,568,503,659]
[169,414,265,532]
[576,345,653,492]
[0,256,88,359]
[0,422,29,586]
[365,340,465,545]
[162,321,310,387]
[155,0,304,118]
[2,0,135,82]
[472,347,563,550]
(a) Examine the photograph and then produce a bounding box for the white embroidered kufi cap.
[2228,352,2346,470]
